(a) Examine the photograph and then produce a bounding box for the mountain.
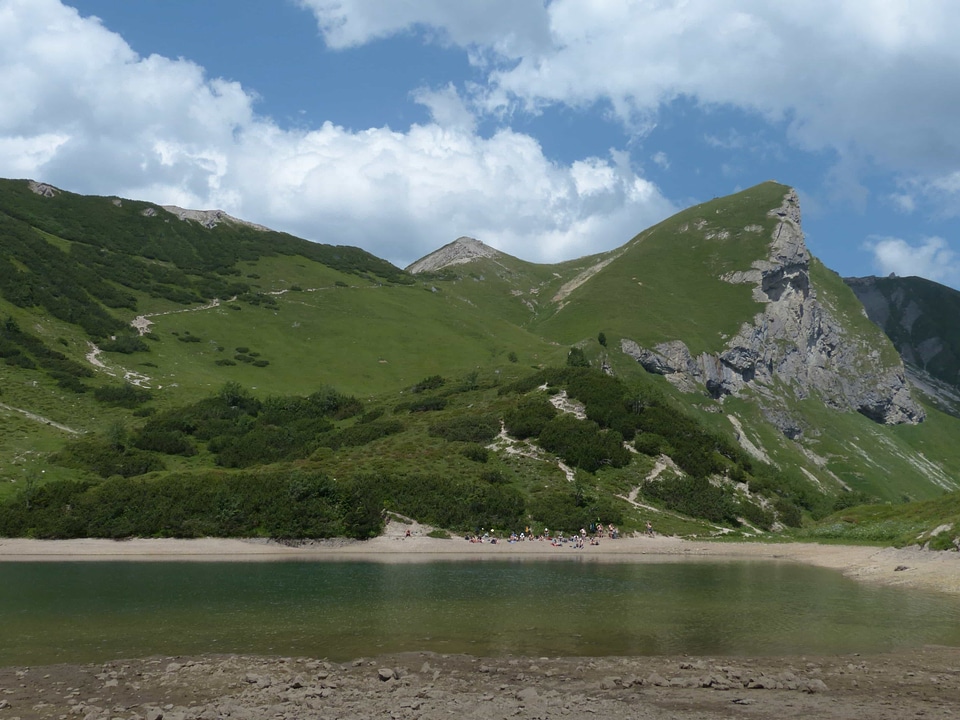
[1,178,959,542]
[845,275,960,419]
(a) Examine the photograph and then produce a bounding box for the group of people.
[463,521,655,546]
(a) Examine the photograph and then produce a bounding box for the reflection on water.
[3,559,960,665]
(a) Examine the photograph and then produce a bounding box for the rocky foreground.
[3,647,960,720]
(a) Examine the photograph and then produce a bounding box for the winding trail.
[0,401,81,434]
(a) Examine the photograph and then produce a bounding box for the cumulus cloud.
[299,1,960,213]
[0,0,675,267]
[866,235,960,285]
[296,0,551,58]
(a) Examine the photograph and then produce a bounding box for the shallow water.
[4,558,960,665]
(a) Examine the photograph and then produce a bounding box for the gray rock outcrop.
[161,205,271,231]
[406,237,500,274]
[622,189,924,426]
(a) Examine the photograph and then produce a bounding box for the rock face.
[845,275,960,418]
[406,237,500,274]
[622,189,924,427]
[161,205,271,231]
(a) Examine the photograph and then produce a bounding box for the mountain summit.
[406,236,502,274]
[619,187,923,428]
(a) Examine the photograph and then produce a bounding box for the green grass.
[793,491,960,547]
[4,178,960,537]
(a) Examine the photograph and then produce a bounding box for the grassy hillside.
[2,178,959,545]
[532,182,787,353]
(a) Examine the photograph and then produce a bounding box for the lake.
[4,558,960,666]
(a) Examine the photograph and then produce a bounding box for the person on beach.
[645,520,654,537]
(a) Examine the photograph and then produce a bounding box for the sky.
[2,1,960,288]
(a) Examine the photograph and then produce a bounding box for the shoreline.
[3,531,960,596]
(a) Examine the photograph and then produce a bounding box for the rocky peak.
[406,237,500,274]
[28,180,60,197]
[622,188,924,430]
[161,205,271,232]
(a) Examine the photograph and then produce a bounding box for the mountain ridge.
[1,176,959,540]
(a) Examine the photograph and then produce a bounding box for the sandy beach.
[2,521,959,596]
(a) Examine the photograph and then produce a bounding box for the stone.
[804,678,829,693]
[515,687,539,703]
[377,668,395,682]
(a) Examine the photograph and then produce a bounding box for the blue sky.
[2,0,960,288]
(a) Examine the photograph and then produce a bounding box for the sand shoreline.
[3,531,960,596]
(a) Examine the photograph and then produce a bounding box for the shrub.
[214,358,236,366]
[317,420,404,450]
[428,414,500,443]
[93,382,153,408]
[461,445,490,463]
[357,408,385,424]
[774,497,803,528]
[100,334,149,354]
[503,397,556,439]
[566,347,589,367]
[396,396,448,413]
[634,432,666,456]
[411,375,445,393]
[538,415,631,472]
[642,476,738,525]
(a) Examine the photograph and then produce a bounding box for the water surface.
[4,558,960,665]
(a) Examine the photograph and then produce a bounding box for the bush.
[642,476,738,525]
[411,375,445,393]
[100,333,149,354]
[566,347,589,367]
[461,445,490,463]
[0,471,382,539]
[397,396,448,413]
[774,497,803,528]
[538,415,631,472]
[428,414,500,443]
[317,420,404,451]
[503,397,556,439]
[634,432,666,456]
[93,382,152,408]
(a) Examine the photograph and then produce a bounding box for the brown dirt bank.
[3,646,960,720]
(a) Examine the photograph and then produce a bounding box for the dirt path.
[0,401,81,434]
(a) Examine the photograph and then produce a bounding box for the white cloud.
[0,0,675,267]
[651,151,669,170]
[299,1,960,213]
[410,83,476,132]
[866,235,960,285]
[890,193,916,214]
[296,0,551,57]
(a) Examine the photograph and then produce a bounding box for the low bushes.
[0,471,383,539]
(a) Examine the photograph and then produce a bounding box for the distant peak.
[160,205,271,232]
[406,236,501,274]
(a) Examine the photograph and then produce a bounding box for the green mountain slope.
[2,178,959,544]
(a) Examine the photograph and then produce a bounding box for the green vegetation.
[2,178,960,542]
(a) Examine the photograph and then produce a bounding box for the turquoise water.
[3,558,960,666]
